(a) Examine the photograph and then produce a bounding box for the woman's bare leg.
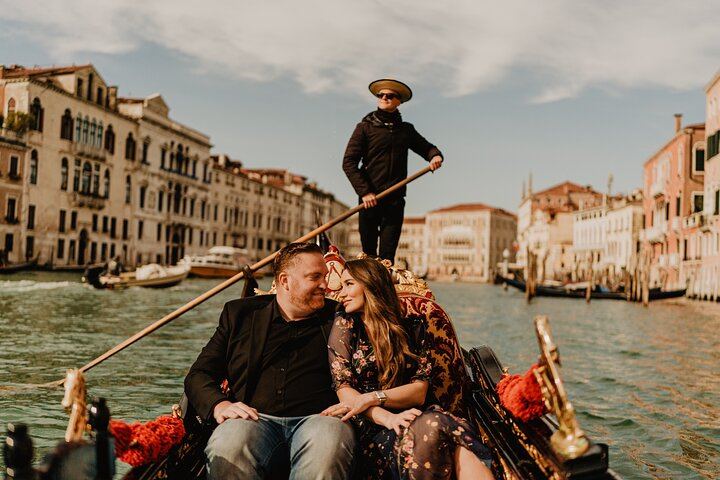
[455,445,494,480]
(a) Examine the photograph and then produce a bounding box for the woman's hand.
[331,392,378,421]
[320,402,352,418]
[382,408,423,435]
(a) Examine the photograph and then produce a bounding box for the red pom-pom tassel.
[496,364,548,422]
[109,416,185,467]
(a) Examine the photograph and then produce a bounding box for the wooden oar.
[29,165,435,389]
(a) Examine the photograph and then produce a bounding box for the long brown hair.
[343,258,416,389]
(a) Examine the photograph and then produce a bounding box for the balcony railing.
[70,142,107,162]
[683,212,706,229]
[649,180,666,198]
[642,224,666,243]
[68,191,107,210]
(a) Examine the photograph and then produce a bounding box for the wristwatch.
[374,390,387,406]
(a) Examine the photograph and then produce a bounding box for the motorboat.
[185,246,255,278]
[82,260,191,289]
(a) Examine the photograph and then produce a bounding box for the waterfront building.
[395,216,427,275]
[0,128,27,264]
[517,180,603,281]
[425,203,517,282]
[690,71,720,299]
[0,63,348,269]
[640,114,705,290]
[573,191,644,280]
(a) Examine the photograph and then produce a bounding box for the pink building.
[690,72,720,299]
[641,115,705,290]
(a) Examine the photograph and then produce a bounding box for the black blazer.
[184,295,338,421]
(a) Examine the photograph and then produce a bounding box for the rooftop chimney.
[674,113,682,133]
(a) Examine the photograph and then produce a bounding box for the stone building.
[0,64,349,269]
[0,127,27,264]
[573,192,644,280]
[517,180,603,280]
[425,203,517,282]
[395,216,427,275]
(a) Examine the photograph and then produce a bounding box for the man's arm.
[184,304,234,422]
[407,125,443,170]
[342,122,373,198]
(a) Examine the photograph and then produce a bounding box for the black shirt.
[248,301,338,416]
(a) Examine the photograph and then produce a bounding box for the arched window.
[96,87,104,106]
[92,164,100,195]
[81,162,92,193]
[103,169,110,198]
[75,114,82,142]
[7,98,16,114]
[125,175,132,204]
[90,120,97,147]
[176,144,184,173]
[30,98,44,132]
[60,157,69,190]
[125,133,136,160]
[104,125,115,154]
[60,109,73,140]
[30,150,38,184]
[82,116,89,144]
[97,121,103,148]
[73,159,81,191]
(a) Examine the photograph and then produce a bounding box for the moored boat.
[496,273,686,301]
[82,260,191,289]
[185,246,256,278]
[0,256,38,274]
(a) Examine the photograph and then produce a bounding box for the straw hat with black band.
[368,79,413,103]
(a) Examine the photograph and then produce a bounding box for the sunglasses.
[375,92,400,100]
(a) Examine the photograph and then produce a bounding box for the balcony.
[649,180,666,198]
[68,191,107,210]
[669,253,679,267]
[642,225,666,243]
[683,212,706,229]
[671,217,680,232]
[70,142,107,162]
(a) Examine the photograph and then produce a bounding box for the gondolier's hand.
[213,400,259,424]
[382,408,422,435]
[361,193,377,209]
[429,155,443,171]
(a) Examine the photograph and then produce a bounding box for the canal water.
[0,271,718,479]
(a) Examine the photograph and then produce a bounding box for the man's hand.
[381,408,422,435]
[429,155,443,171]
[320,402,352,418]
[213,400,259,424]
[361,193,377,209]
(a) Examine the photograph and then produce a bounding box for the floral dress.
[328,311,492,480]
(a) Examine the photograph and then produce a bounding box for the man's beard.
[289,290,325,315]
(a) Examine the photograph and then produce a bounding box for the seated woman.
[321,258,493,480]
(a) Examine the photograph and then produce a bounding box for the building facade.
[641,115,705,289]
[0,64,349,269]
[426,203,517,282]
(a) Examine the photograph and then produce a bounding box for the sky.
[1,0,719,216]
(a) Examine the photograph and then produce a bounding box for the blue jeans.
[205,413,356,480]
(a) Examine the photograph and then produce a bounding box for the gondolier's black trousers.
[359,197,404,265]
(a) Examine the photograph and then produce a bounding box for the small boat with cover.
[82,260,191,289]
[185,246,256,279]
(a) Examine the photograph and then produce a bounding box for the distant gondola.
[82,261,191,289]
[0,256,38,274]
[496,273,686,301]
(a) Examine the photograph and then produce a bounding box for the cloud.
[2,0,719,102]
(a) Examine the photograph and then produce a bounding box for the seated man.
[184,242,356,479]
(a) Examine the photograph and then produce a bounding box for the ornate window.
[103,170,110,198]
[75,114,82,142]
[7,97,15,114]
[97,121,103,148]
[81,162,92,193]
[125,175,132,204]
[60,158,69,190]
[29,150,38,184]
[60,109,74,140]
[125,133,136,160]
[82,116,89,144]
[30,98,44,132]
[104,125,115,153]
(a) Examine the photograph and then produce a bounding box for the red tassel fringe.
[495,364,548,422]
[109,416,185,467]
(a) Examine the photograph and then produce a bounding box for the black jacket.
[343,109,443,200]
[183,295,338,421]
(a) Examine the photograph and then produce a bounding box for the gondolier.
[342,78,443,265]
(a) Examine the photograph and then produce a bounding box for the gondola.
[8,250,621,480]
[496,273,686,301]
[0,256,38,274]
